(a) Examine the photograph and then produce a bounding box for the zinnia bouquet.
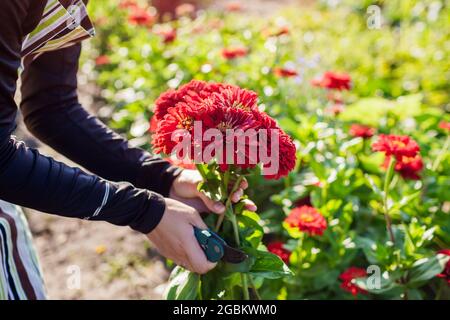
[151,80,296,299]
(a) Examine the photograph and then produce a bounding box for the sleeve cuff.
[135,158,183,197]
[129,192,166,234]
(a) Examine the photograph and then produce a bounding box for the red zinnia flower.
[152,80,296,179]
[149,115,158,133]
[437,249,450,285]
[311,71,351,91]
[274,67,298,78]
[285,206,327,236]
[372,134,420,159]
[95,55,110,66]
[153,80,233,121]
[339,267,368,296]
[349,124,375,139]
[439,121,450,132]
[221,47,248,60]
[267,242,291,264]
[157,28,177,44]
[128,7,155,27]
[384,155,424,180]
[165,155,196,170]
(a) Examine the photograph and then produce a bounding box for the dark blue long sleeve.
[0,0,172,234]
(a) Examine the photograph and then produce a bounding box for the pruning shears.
[194,227,248,264]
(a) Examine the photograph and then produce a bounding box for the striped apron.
[0,0,94,300]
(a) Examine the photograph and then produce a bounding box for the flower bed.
[83,0,450,299]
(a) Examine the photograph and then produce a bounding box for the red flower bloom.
[273,26,290,37]
[384,155,424,180]
[149,115,158,133]
[175,3,196,17]
[95,55,110,66]
[153,80,232,121]
[349,124,375,139]
[267,242,291,264]
[437,249,450,285]
[119,0,138,10]
[157,28,177,44]
[226,2,243,12]
[152,102,204,155]
[274,67,298,78]
[439,121,450,132]
[372,134,420,159]
[339,267,368,296]
[221,47,248,60]
[128,7,155,27]
[311,71,352,91]
[165,155,196,170]
[152,80,296,179]
[285,206,327,236]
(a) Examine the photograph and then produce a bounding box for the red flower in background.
[267,242,291,264]
[439,121,450,132]
[274,67,298,78]
[372,134,420,159]
[349,124,375,139]
[311,71,351,91]
[384,155,424,180]
[128,7,155,27]
[157,28,177,44]
[273,26,290,37]
[175,3,196,17]
[226,1,243,12]
[95,55,110,66]
[221,47,248,60]
[325,103,345,116]
[119,0,138,10]
[339,267,368,296]
[285,206,327,236]
[437,249,450,285]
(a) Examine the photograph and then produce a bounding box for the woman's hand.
[147,198,216,274]
[169,169,257,214]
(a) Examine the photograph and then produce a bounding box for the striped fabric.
[22,0,95,62]
[0,201,46,300]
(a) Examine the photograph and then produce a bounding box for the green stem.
[432,135,450,172]
[248,275,261,300]
[229,213,250,300]
[215,176,244,232]
[383,157,396,244]
[435,281,444,300]
[297,233,304,271]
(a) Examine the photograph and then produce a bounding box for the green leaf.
[354,273,400,294]
[407,254,450,286]
[222,255,256,273]
[249,249,293,279]
[164,267,200,300]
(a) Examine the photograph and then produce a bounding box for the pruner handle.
[193,227,225,263]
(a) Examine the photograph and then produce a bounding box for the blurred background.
[16,0,449,299]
